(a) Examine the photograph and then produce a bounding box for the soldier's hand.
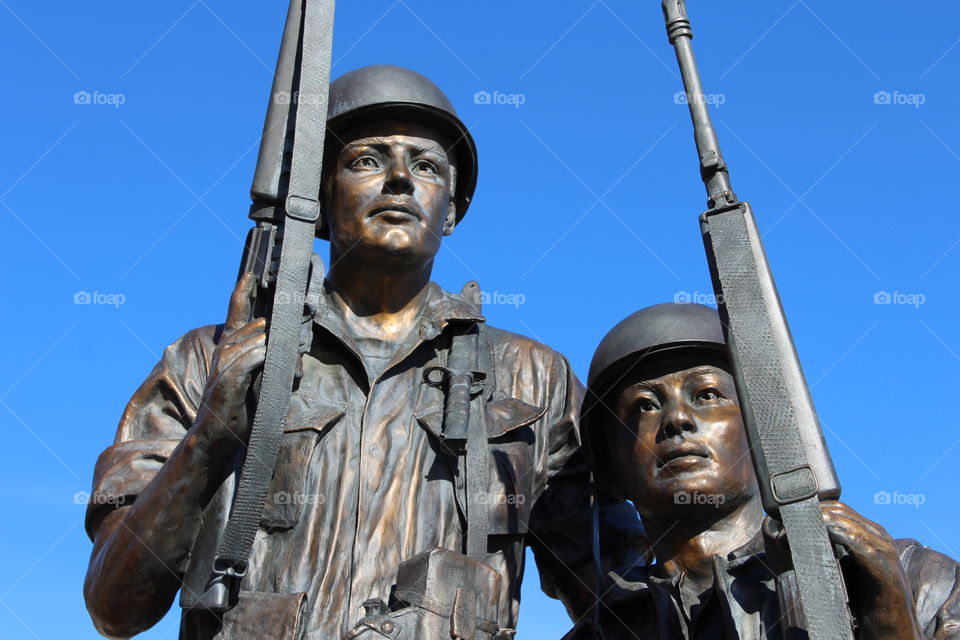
[193,273,266,459]
[764,502,923,639]
[820,501,922,640]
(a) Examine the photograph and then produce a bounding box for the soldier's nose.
[383,157,414,196]
[661,403,697,438]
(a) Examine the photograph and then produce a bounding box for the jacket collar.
[311,280,485,381]
[611,530,769,589]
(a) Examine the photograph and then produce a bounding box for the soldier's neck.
[645,493,764,590]
[326,258,433,342]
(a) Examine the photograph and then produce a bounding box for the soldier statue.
[568,303,960,639]
[83,65,639,640]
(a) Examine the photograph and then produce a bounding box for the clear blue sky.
[2,1,959,638]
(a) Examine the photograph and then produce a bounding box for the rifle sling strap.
[705,205,854,639]
[465,324,491,560]
[214,0,335,586]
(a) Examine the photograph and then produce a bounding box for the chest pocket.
[259,401,348,532]
[414,391,546,537]
[485,397,546,536]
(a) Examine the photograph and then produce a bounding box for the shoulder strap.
[465,324,491,560]
[441,281,491,560]
[204,0,335,611]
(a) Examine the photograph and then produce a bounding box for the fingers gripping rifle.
[661,2,855,638]
[180,0,335,614]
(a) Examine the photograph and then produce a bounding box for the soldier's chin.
[365,229,437,263]
[655,471,718,497]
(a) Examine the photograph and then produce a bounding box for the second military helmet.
[582,303,728,494]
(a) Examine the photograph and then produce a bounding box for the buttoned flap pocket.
[260,402,347,532]
[485,397,546,536]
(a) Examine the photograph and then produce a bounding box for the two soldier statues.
[83,3,960,640]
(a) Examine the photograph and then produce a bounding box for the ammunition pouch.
[343,548,514,640]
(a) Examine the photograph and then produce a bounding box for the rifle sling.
[214,0,335,588]
[705,204,854,639]
[465,325,490,560]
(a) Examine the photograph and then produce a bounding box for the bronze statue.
[568,303,960,640]
[82,65,640,640]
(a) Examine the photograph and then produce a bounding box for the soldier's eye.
[696,388,721,401]
[351,156,379,170]
[637,398,660,413]
[412,160,438,174]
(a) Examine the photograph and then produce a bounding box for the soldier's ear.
[443,202,457,236]
[443,164,458,236]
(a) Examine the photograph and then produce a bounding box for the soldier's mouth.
[369,202,421,221]
[657,446,710,468]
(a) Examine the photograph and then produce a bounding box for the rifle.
[661,2,854,638]
[180,0,335,613]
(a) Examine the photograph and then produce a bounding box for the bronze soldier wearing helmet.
[569,303,960,640]
[83,66,640,640]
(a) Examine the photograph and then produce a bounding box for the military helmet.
[324,65,478,225]
[582,303,727,494]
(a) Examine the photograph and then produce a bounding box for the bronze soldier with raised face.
[569,303,960,639]
[83,66,640,640]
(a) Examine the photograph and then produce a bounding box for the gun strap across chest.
[213,0,335,594]
[432,281,491,560]
[439,321,491,560]
[704,205,854,639]
[464,324,491,560]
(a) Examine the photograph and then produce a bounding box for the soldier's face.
[606,359,758,520]
[325,120,456,266]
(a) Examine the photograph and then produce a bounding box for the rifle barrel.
[250,0,302,207]
[663,0,735,209]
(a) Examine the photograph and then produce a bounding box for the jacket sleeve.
[527,353,646,620]
[897,538,960,639]
[84,325,220,540]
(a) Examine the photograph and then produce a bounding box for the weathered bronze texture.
[83,66,641,640]
[571,304,960,640]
